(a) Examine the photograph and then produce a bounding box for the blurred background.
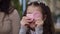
[11,0,60,34]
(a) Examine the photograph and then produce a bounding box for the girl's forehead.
[27,5,42,13]
[27,6,40,10]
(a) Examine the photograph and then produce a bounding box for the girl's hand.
[35,17,44,27]
[20,16,33,27]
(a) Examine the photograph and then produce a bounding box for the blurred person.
[0,0,20,34]
[19,1,55,34]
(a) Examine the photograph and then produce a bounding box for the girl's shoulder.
[8,6,20,20]
[9,6,19,16]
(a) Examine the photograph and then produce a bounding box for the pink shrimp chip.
[26,11,42,20]
[26,14,34,21]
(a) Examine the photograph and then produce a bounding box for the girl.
[19,1,55,34]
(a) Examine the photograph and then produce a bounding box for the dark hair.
[0,0,10,14]
[0,0,14,23]
[23,1,55,34]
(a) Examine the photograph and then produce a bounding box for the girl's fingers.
[35,20,44,27]
[23,16,33,22]
[21,16,33,26]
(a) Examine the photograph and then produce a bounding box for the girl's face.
[26,5,43,21]
[26,5,44,29]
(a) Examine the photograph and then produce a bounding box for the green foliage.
[12,0,22,17]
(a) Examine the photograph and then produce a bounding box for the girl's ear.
[44,15,47,21]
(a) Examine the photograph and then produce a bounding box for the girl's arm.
[35,26,43,34]
[19,25,28,34]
